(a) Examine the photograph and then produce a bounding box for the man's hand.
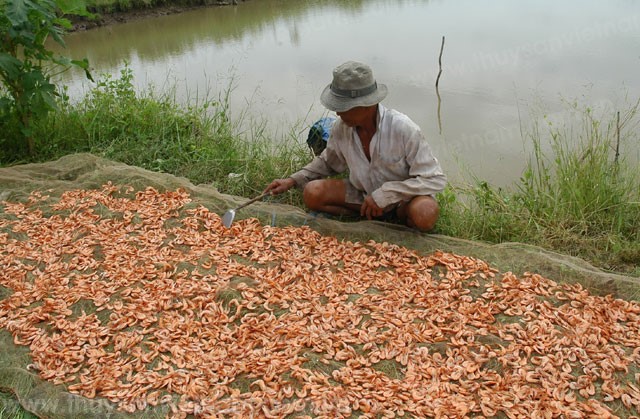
[264,178,297,195]
[360,195,384,220]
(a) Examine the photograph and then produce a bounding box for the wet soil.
[70,1,244,31]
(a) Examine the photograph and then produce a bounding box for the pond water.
[53,0,640,187]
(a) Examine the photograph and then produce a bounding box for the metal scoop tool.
[222,191,270,228]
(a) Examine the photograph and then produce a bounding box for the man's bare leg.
[304,180,439,231]
[396,195,440,232]
[303,179,360,215]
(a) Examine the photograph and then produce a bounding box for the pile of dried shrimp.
[1,184,639,418]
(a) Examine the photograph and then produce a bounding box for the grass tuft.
[438,100,640,275]
[1,66,310,208]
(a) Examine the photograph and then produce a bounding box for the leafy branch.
[0,0,93,155]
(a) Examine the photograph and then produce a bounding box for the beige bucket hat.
[320,61,388,112]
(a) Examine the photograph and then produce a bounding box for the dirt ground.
[70,1,245,31]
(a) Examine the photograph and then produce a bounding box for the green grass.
[0,391,35,418]
[437,100,640,275]
[83,0,228,14]
[1,67,638,278]
[0,66,310,208]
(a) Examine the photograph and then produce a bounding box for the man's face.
[336,106,374,127]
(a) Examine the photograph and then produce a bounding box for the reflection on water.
[52,0,640,186]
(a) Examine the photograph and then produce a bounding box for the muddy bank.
[70,1,246,31]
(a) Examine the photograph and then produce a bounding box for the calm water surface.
[54,0,640,186]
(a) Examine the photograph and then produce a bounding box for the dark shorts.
[342,179,405,223]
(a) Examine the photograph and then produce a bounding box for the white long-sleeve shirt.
[290,104,447,209]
